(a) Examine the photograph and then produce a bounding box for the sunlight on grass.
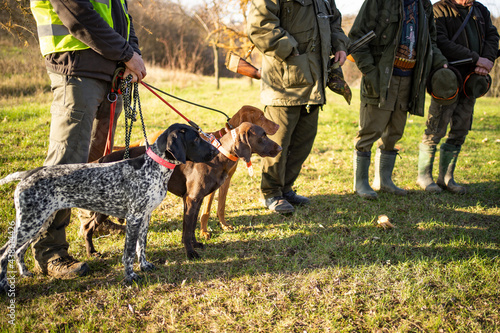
[0,58,499,332]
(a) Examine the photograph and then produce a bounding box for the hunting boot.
[437,143,466,194]
[416,143,442,193]
[353,151,377,199]
[372,149,407,196]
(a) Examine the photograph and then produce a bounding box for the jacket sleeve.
[426,0,447,68]
[348,0,378,74]
[329,0,349,53]
[479,5,500,62]
[49,0,135,62]
[247,0,298,62]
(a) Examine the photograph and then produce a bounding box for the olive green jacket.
[247,0,349,106]
[349,0,447,116]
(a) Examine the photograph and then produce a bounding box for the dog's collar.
[146,148,177,169]
[208,134,238,162]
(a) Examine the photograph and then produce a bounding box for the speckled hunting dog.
[0,123,219,288]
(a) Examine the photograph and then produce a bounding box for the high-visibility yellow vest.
[31,0,131,56]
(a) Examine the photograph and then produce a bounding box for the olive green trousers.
[355,76,411,152]
[261,105,319,199]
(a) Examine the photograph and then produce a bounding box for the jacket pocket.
[361,69,380,99]
[375,10,400,46]
[282,53,313,88]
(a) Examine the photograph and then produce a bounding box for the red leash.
[104,67,126,156]
[140,81,220,145]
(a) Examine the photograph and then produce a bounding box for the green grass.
[0,65,499,332]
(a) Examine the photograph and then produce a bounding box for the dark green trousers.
[32,72,122,264]
[261,105,319,199]
[422,94,475,147]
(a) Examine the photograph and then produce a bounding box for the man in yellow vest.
[30,0,146,278]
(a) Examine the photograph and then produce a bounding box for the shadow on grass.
[4,181,499,299]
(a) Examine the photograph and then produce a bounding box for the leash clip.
[107,92,118,103]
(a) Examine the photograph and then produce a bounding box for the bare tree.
[0,0,36,43]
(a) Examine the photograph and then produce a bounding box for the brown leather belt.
[394,57,416,69]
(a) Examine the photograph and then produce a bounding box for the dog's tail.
[0,167,45,186]
[0,172,29,186]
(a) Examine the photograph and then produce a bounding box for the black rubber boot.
[353,151,377,199]
[437,143,466,194]
[416,143,442,193]
[372,149,407,196]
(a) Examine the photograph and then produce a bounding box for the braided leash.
[121,75,149,159]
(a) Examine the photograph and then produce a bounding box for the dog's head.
[228,105,279,135]
[156,124,219,164]
[231,122,282,163]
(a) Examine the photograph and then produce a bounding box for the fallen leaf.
[377,214,395,229]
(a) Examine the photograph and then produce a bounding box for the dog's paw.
[0,280,8,294]
[187,251,200,260]
[200,231,211,240]
[124,272,141,284]
[220,223,234,231]
[193,241,204,250]
[90,251,103,258]
[140,261,155,272]
[20,271,33,278]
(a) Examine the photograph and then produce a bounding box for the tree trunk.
[213,43,220,90]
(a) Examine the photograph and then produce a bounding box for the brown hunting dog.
[80,106,280,259]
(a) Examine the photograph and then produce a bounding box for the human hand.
[124,52,147,83]
[474,66,489,75]
[334,50,347,66]
[476,57,493,73]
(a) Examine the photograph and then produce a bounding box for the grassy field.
[0,57,499,332]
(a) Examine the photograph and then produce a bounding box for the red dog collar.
[146,148,177,169]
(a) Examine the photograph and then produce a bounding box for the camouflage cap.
[426,67,462,105]
[463,73,491,99]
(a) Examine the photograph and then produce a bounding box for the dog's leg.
[79,211,104,256]
[216,163,238,231]
[0,242,11,292]
[183,196,204,259]
[15,241,33,277]
[12,211,56,279]
[122,215,142,283]
[199,192,215,240]
[136,214,155,272]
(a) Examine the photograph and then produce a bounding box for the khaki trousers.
[355,75,411,152]
[261,105,319,199]
[32,72,122,264]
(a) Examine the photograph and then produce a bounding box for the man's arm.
[247,0,298,62]
[50,0,135,62]
[329,0,349,66]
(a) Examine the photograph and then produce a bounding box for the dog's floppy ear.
[166,128,187,164]
[233,124,252,163]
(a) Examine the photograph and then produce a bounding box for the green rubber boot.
[416,143,442,193]
[372,149,407,196]
[437,143,466,194]
[353,151,377,199]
